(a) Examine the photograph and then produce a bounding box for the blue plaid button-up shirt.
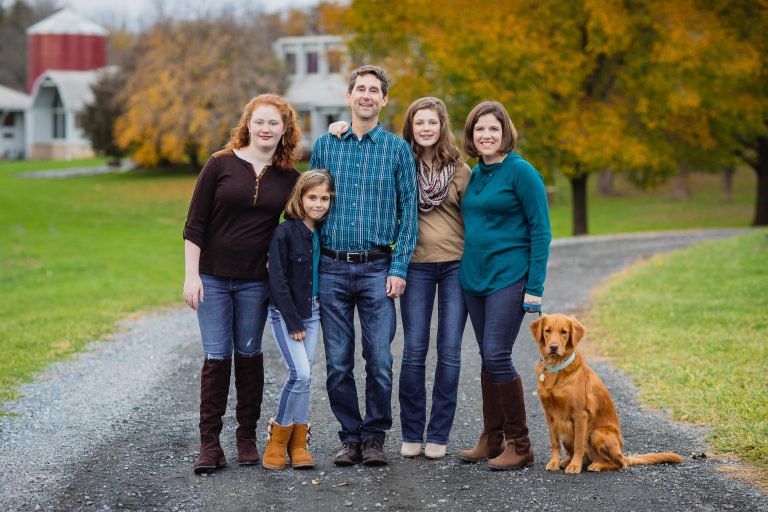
[309,123,418,279]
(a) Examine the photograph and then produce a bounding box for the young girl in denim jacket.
[263,169,334,470]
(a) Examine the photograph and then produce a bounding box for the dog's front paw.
[559,457,571,469]
[546,458,561,471]
[565,462,583,474]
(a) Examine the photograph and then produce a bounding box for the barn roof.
[0,84,32,111]
[27,8,107,36]
[30,68,116,111]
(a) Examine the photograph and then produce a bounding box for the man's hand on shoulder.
[386,276,406,298]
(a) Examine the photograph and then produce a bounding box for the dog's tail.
[625,452,684,466]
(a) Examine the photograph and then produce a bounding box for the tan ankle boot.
[262,418,293,470]
[288,423,315,469]
[488,377,534,470]
[457,372,504,462]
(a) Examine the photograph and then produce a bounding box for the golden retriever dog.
[530,313,684,473]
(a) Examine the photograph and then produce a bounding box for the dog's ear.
[569,317,586,346]
[530,316,545,343]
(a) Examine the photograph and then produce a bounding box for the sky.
[3,0,330,30]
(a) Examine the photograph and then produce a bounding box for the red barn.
[26,8,107,92]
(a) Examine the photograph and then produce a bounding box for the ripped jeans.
[196,274,269,360]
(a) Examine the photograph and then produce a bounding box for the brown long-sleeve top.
[183,149,299,280]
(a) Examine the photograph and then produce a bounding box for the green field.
[0,159,759,414]
[590,230,768,471]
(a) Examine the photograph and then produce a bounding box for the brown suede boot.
[288,423,315,469]
[457,372,504,462]
[234,353,264,465]
[489,376,535,470]
[262,418,294,470]
[193,358,231,474]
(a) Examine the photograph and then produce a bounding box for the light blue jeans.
[269,297,321,425]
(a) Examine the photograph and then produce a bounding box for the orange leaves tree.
[342,0,765,234]
[114,17,287,168]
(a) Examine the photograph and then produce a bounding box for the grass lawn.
[1,160,196,405]
[589,230,768,471]
[0,157,759,415]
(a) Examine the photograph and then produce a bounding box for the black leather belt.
[321,247,390,263]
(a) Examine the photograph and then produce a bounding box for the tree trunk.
[674,164,692,199]
[570,173,589,236]
[597,168,616,196]
[722,167,734,202]
[754,136,768,226]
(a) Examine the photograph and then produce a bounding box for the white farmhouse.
[273,35,351,150]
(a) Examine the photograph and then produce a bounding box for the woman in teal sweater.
[457,101,551,470]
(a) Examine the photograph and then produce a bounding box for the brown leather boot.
[234,353,264,465]
[288,423,315,469]
[193,358,231,474]
[457,372,504,462]
[489,376,535,470]
[262,418,294,470]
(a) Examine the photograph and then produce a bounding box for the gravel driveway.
[1,229,765,511]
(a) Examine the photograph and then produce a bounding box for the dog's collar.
[538,352,577,382]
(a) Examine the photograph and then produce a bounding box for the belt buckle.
[346,252,355,263]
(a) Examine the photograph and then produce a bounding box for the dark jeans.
[196,274,269,359]
[319,255,396,444]
[463,278,526,383]
[399,261,467,445]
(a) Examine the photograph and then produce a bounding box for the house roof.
[27,8,107,36]
[0,84,32,110]
[30,68,116,111]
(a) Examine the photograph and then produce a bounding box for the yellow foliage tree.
[342,0,764,234]
[115,18,287,168]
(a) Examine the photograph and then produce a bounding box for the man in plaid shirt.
[309,65,418,466]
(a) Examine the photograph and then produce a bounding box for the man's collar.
[342,122,383,143]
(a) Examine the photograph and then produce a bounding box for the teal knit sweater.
[459,152,552,297]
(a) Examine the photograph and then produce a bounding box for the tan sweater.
[410,163,471,263]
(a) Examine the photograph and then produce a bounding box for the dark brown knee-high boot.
[193,358,231,474]
[457,372,504,462]
[488,376,534,470]
[234,353,264,465]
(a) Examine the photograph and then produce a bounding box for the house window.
[328,50,342,73]
[306,52,319,74]
[285,52,297,74]
[2,112,16,126]
[52,90,66,139]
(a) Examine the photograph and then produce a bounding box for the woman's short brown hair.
[285,169,335,221]
[463,101,518,158]
[401,97,462,172]
[225,94,302,170]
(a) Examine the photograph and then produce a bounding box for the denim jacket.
[268,218,316,334]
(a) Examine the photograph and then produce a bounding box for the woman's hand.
[328,121,348,139]
[183,274,204,310]
[290,330,307,341]
[523,293,542,314]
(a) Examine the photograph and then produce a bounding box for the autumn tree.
[81,69,127,164]
[342,0,762,234]
[114,16,287,168]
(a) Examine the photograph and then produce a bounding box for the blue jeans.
[269,297,321,426]
[399,261,467,445]
[319,255,396,444]
[196,274,269,359]
[463,278,526,383]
